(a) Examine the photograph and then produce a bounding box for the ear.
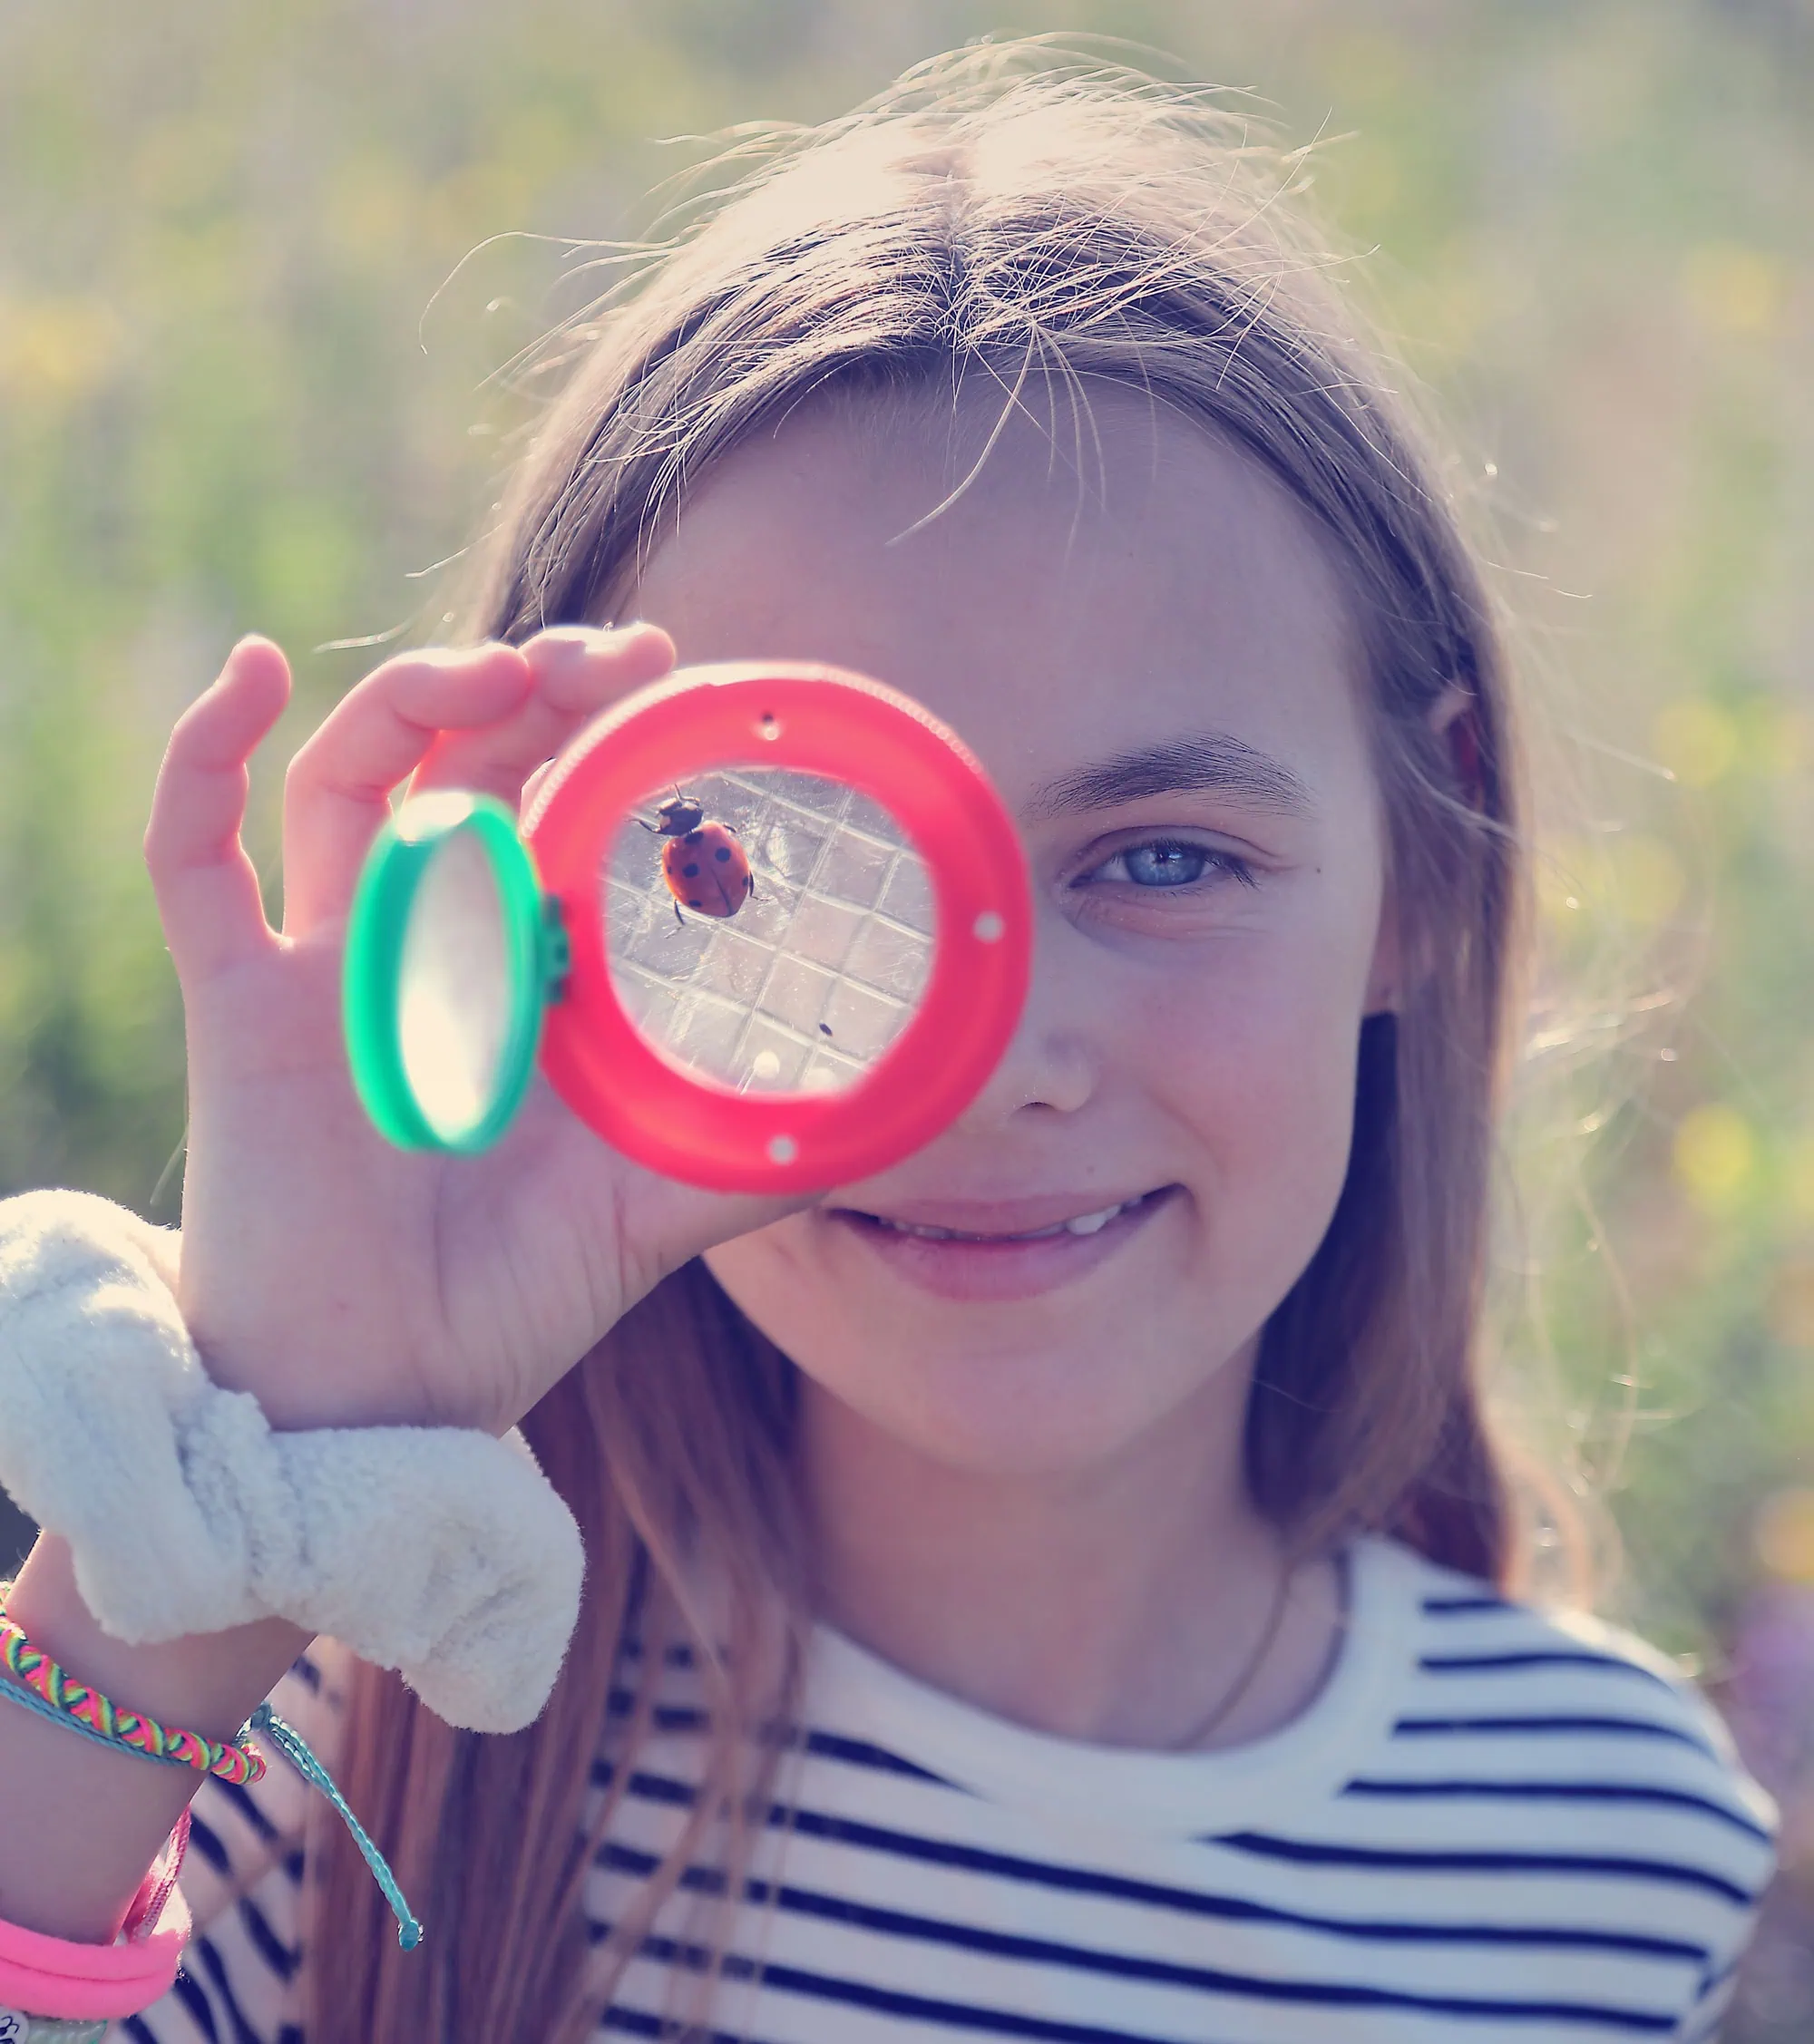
[1428,681,1484,805]
[1364,685,1479,1017]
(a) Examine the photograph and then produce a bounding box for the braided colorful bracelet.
[0,1614,264,1785]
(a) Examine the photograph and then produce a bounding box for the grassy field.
[3,0,1811,2027]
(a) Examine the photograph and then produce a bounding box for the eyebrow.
[1023,734,1317,822]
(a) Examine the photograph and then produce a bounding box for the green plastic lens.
[343,793,550,1153]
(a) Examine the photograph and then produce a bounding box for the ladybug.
[639,793,756,926]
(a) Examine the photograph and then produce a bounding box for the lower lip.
[824,1190,1175,1303]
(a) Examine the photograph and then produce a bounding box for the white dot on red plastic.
[767,1134,798,1164]
[972,910,1005,943]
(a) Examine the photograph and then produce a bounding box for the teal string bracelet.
[249,1702,423,1950]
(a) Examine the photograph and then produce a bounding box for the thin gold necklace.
[1170,1556,1296,1751]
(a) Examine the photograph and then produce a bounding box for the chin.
[844,1361,1183,1478]
[714,1275,1242,1485]
[703,1192,1275,1481]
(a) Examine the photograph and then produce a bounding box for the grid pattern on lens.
[603,767,934,1095]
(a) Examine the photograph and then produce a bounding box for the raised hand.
[147,627,804,1437]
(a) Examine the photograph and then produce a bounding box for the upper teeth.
[1061,1203,1120,1236]
[870,1196,1143,1242]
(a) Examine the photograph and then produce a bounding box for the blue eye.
[1072,837,1258,900]
[1122,842,1210,887]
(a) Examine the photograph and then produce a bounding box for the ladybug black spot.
[681,862,700,879]
[714,846,731,861]
[687,899,702,909]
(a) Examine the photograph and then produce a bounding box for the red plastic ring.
[523,662,1031,1192]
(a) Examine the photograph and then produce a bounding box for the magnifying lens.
[342,662,1032,1192]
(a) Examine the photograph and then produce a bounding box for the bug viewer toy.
[342,662,1033,1193]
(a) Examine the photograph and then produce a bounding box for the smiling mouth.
[834,1187,1176,1243]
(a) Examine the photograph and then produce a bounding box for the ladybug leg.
[672,901,685,929]
[636,816,659,833]
[746,871,757,899]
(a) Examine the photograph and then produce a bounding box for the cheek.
[1137,930,1368,1253]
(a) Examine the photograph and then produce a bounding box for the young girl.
[0,47,1776,2044]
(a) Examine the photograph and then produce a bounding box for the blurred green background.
[2,0,1811,2027]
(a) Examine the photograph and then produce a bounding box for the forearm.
[0,1535,310,1943]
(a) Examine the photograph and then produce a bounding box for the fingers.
[500,1078,824,1309]
[280,643,532,938]
[145,638,293,983]
[409,623,676,808]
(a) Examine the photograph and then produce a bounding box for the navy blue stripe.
[1394,1714,1716,1757]
[168,1966,222,2043]
[800,1726,956,1785]
[194,1929,274,2044]
[1682,1953,1743,2038]
[594,1706,955,1786]
[639,1929,1234,2043]
[121,2019,161,2044]
[217,1775,279,1844]
[600,2010,753,2043]
[192,1932,272,2044]
[1678,1960,1741,2044]
[604,1684,709,1736]
[597,1838,1697,2026]
[187,1810,230,1874]
[635,1927,1681,2036]
[596,1770,1711,1963]
[615,1637,698,1669]
[1423,1594,1515,1614]
[1214,1830,1755,1906]
[1342,1775,1773,1844]
[1419,1650,1675,1689]
[601,2010,686,2040]
[239,1889,299,1982]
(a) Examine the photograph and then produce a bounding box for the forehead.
[628,380,1367,804]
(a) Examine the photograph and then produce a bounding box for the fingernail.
[535,626,616,663]
[614,619,672,650]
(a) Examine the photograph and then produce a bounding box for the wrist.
[5,1539,308,1747]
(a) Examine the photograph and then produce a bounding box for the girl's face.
[634,386,1395,1480]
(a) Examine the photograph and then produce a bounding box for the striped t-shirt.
[111,1537,1776,2043]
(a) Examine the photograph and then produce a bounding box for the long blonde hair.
[312,46,1532,2044]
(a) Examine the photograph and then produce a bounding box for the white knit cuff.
[0,1190,585,1734]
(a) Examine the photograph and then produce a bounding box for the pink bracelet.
[0,1821,190,2020]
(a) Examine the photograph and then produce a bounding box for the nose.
[947,912,1099,1130]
